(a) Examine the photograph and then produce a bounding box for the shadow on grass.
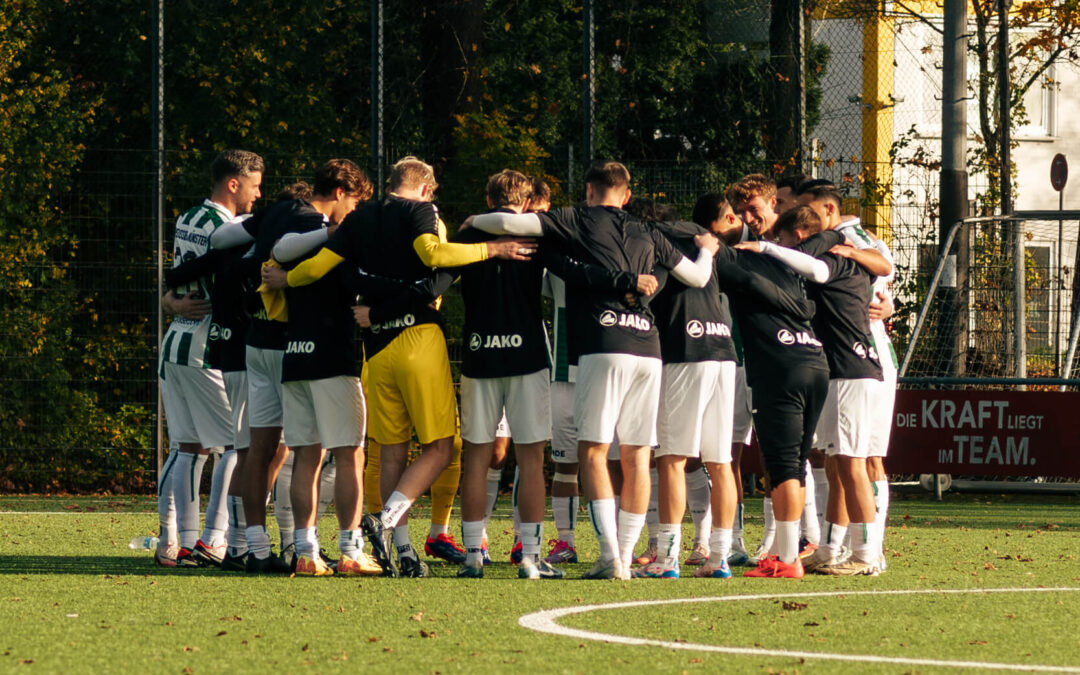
[0,556,237,576]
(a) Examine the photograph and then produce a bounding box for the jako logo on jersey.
[370,313,416,334]
[687,320,731,339]
[777,329,821,347]
[853,342,868,359]
[473,334,524,350]
[208,324,232,341]
[285,341,315,354]
[599,310,650,331]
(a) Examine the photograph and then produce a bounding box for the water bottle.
[129,536,160,551]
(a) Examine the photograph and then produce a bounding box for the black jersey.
[326,196,445,358]
[244,199,327,350]
[538,206,684,360]
[713,243,827,389]
[165,245,253,372]
[281,241,358,383]
[648,221,736,364]
[453,218,548,378]
[797,232,883,381]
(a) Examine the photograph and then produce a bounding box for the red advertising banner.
[888,390,1080,477]
[736,390,1080,478]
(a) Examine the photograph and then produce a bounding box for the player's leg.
[281,379,327,575]
[694,360,737,579]
[545,380,580,564]
[222,369,250,570]
[635,461,659,565]
[867,367,895,570]
[155,441,180,566]
[804,381,848,573]
[684,458,712,565]
[728,367,753,565]
[242,346,286,571]
[457,374,500,576]
[800,457,821,556]
[195,447,235,565]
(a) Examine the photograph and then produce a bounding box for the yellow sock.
[364,440,383,513]
[428,434,462,528]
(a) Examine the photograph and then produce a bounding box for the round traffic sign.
[1051,153,1068,192]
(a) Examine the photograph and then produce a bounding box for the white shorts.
[550,380,578,463]
[224,371,250,450]
[282,375,366,449]
[161,361,233,448]
[460,369,551,444]
[246,346,284,428]
[732,365,753,445]
[655,361,735,464]
[495,411,511,439]
[575,353,662,447]
[868,370,897,458]
[817,378,877,458]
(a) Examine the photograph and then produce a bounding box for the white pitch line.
[518,587,1080,673]
[0,511,151,516]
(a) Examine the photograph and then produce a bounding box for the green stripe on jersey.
[176,332,193,366]
[553,306,570,381]
[161,333,176,375]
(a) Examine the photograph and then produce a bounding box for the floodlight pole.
[152,0,165,474]
[371,0,385,198]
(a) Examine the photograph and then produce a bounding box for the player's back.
[336,195,438,287]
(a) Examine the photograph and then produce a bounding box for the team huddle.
[154,150,897,580]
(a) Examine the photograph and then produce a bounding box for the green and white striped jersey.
[160,199,233,369]
[542,271,576,383]
[838,217,898,374]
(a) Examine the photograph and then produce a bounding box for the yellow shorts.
[365,323,457,445]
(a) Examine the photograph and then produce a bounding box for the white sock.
[686,467,712,546]
[873,479,889,557]
[824,521,847,559]
[616,509,647,566]
[484,468,502,525]
[645,468,660,538]
[462,520,485,566]
[655,523,681,566]
[801,462,820,546]
[392,523,416,560]
[156,449,179,545]
[428,522,448,538]
[511,466,521,539]
[708,528,733,565]
[339,529,363,557]
[272,454,294,549]
[294,526,318,559]
[732,502,746,553]
[202,449,235,547]
[227,495,247,556]
[520,522,542,563]
[586,499,619,561]
[380,490,412,529]
[851,521,875,561]
[759,497,775,553]
[552,495,577,546]
[775,519,800,563]
[316,454,335,522]
[813,467,828,532]
[246,525,271,560]
[174,453,208,549]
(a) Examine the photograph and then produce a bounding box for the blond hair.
[726,173,777,207]
[486,169,532,208]
[388,156,438,192]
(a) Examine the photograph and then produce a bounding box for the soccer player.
[157,149,262,568]
[636,216,740,580]
[266,159,380,576]
[774,174,810,215]
[762,205,886,576]
[727,173,781,241]
[262,156,532,577]
[691,192,756,565]
[468,160,717,580]
[711,209,838,578]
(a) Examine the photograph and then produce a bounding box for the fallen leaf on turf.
[20,660,33,665]
[804,622,819,627]
[1005,613,1016,619]
[689,658,703,664]
[969,640,989,645]
[220,616,242,622]
[182,646,199,652]
[217,631,227,637]
[782,601,807,611]
[383,647,394,653]
[182,668,192,674]
[368,637,380,642]
[419,629,437,638]
[984,562,997,570]
[302,644,309,652]
[410,612,423,621]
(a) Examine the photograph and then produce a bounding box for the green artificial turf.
[0,492,1077,673]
